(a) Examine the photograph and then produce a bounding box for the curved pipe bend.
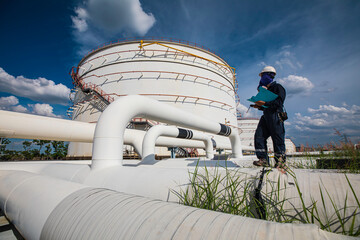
[0,110,240,159]
[142,125,214,164]
[92,95,242,170]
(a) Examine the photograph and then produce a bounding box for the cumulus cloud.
[30,103,60,118]
[308,105,353,115]
[292,104,360,142]
[0,67,70,105]
[278,75,314,96]
[274,46,303,71]
[71,0,156,52]
[0,95,19,106]
[0,96,61,118]
[0,96,28,113]
[71,8,88,32]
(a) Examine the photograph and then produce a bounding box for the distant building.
[238,118,296,153]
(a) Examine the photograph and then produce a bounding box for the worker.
[251,66,287,169]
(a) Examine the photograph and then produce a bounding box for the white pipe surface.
[0,170,350,240]
[0,110,95,142]
[40,187,352,240]
[0,110,237,156]
[142,125,214,164]
[92,95,243,170]
[0,170,88,240]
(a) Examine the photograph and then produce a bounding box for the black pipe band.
[177,128,193,139]
[218,124,231,136]
[211,139,217,149]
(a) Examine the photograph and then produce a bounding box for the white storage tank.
[68,38,239,157]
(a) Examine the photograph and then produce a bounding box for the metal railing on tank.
[80,70,236,98]
[85,37,217,56]
[77,48,235,85]
[105,93,234,111]
[75,38,241,107]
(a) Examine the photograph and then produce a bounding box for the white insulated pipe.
[0,170,88,240]
[0,110,231,157]
[0,110,144,155]
[0,110,95,142]
[142,125,214,164]
[41,187,353,240]
[0,170,347,240]
[92,95,243,170]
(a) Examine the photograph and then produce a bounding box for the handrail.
[85,37,217,57]
[105,93,234,109]
[80,70,235,93]
[68,66,114,118]
[139,41,236,82]
[78,48,235,86]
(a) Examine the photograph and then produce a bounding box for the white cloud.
[278,75,314,96]
[274,46,303,71]
[291,104,360,142]
[0,95,62,117]
[30,103,60,118]
[12,105,28,113]
[71,0,156,51]
[308,104,351,115]
[0,96,28,113]
[0,67,70,105]
[71,8,88,32]
[0,95,18,106]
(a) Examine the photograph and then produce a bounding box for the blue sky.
[0,0,359,146]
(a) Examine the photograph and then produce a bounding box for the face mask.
[259,72,274,87]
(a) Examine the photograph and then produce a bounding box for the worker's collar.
[267,81,276,88]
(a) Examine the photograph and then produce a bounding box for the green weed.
[172,162,360,237]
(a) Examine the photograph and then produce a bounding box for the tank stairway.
[68,67,159,131]
[67,67,114,119]
[175,147,198,158]
[126,118,159,131]
[175,147,190,157]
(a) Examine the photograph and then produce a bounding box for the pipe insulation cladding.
[0,170,353,240]
[91,95,242,170]
[0,110,237,158]
[142,125,214,164]
[0,110,95,142]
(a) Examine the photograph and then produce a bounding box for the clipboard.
[247,87,278,108]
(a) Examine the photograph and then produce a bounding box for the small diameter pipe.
[142,125,214,164]
[92,95,242,170]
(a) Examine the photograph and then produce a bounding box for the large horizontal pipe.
[142,125,214,164]
[0,170,352,240]
[0,170,88,240]
[0,110,95,142]
[92,95,242,170]
[43,186,352,240]
[0,110,244,156]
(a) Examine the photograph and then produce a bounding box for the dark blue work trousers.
[254,112,286,164]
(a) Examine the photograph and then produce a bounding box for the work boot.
[253,158,269,167]
[274,156,287,173]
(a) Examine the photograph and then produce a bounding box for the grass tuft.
[172,161,360,237]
